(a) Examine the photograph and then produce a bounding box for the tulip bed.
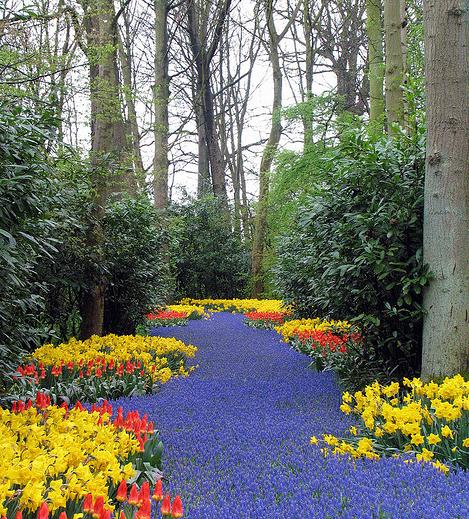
[10,334,197,405]
[243,311,288,329]
[134,312,469,517]
[274,317,362,372]
[144,305,209,328]
[1,394,185,519]
[145,310,189,327]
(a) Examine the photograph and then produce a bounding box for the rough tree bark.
[79,0,135,339]
[366,0,385,128]
[153,0,170,209]
[421,0,469,379]
[384,0,405,130]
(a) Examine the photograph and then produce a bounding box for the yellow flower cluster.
[33,334,197,383]
[312,374,469,473]
[179,298,288,313]
[0,406,137,515]
[167,304,209,318]
[275,318,352,342]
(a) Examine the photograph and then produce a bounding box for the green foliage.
[103,197,171,334]
[274,127,427,383]
[170,195,250,298]
[268,145,331,241]
[0,103,171,385]
[0,104,59,379]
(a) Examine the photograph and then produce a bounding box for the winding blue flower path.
[117,313,469,518]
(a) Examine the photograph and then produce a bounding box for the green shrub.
[0,104,59,380]
[274,127,428,383]
[170,195,250,298]
[103,196,171,334]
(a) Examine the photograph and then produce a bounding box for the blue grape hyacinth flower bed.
[114,313,469,518]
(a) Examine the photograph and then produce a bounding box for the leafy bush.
[170,196,250,298]
[274,128,427,383]
[103,197,171,334]
[0,104,59,380]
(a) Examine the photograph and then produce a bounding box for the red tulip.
[161,494,171,516]
[128,484,139,506]
[92,496,104,519]
[83,494,93,513]
[37,502,49,519]
[15,511,22,519]
[59,513,67,519]
[171,496,184,518]
[152,479,163,502]
[139,481,150,504]
[116,480,127,502]
[136,498,151,519]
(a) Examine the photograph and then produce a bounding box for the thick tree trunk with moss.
[421,0,469,379]
[80,0,134,339]
[384,0,404,130]
[366,0,385,129]
[153,0,170,209]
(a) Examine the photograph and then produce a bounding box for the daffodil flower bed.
[0,394,185,519]
[11,335,197,405]
[179,298,287,314]
[310,375,469,473]
[243,311,288,329]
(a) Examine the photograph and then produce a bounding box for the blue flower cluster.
[115,313,469,518]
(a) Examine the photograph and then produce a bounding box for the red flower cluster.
[145,310,187,321]
[296,330,348,353]
[11,391,51,412]
[84,479,184,519]
[15,357,151,388]
[295,330,362,354]
[244,311,287,325]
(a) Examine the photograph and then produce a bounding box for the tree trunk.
[421,0,469,379]
[153,0,170,209]
[251,3,283,297]
[303,0,314,149]
[384,0,405,131]
[118,24,145,186]
[366,0,385,129]
[80,0,134,338]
